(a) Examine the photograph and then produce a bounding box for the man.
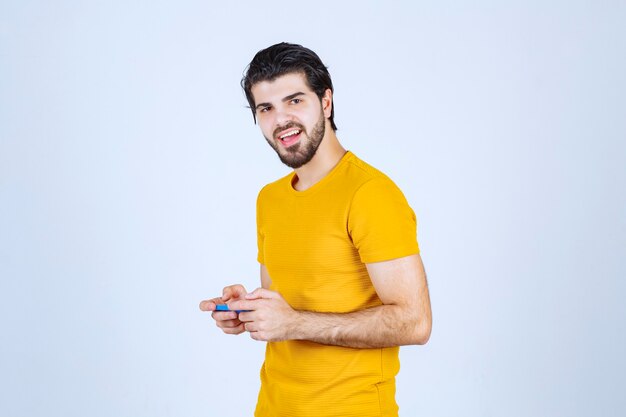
[199,42,432,417]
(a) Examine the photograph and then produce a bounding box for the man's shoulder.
[340,152,401,195]
[343,152,389,181]
[257,171,293,200]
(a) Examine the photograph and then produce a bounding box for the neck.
[293,128,346,191]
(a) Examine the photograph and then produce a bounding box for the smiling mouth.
[278,129,301,141]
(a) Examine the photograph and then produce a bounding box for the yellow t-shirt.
[255,151,419,417]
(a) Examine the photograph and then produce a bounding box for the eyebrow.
[255,92,306,111]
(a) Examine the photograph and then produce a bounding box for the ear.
[322,88,333,119]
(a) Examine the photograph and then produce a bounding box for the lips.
[275,126,303,147]
[278,129,300,140]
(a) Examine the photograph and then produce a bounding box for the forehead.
[250,72,315,103]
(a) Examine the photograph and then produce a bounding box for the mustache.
[273,122,305,139]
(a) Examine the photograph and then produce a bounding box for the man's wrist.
[286,309,304,340]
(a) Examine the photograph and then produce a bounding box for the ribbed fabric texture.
[255,151,419,417]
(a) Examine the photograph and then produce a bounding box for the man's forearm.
[288,304,429,348]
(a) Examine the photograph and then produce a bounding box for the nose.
[274,106,294,128]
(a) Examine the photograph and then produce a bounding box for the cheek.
[287,110,311,129]
[258,118,274,136]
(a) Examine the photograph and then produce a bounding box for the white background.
[1,1,625,416]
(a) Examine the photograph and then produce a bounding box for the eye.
[259,106,272,113]
[290,98,302,105]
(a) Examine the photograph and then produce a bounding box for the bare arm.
[260,264,272,289]
[230,254,432,348]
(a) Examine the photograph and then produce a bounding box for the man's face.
[251,72,331,169]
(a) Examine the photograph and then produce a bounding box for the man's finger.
[211,311,238,321]
[237,311,252,322]
[244,288,278,300]
[222,323,245,335]
[244,288,263,300]
[249,331,267,341]
[217,318,242,329]
[228,299,261,312]
[243,321,258,332]
[222,284,247,301]
[199,297,223,311]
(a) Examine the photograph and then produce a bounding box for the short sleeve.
[347,177,419,264]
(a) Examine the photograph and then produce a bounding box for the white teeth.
[280,130,300,139]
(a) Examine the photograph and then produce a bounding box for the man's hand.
[228,288,298,342]
[199,284,248,335]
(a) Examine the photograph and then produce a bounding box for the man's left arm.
[230,254,432,348]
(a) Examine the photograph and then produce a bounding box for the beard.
[264,110,326,169]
